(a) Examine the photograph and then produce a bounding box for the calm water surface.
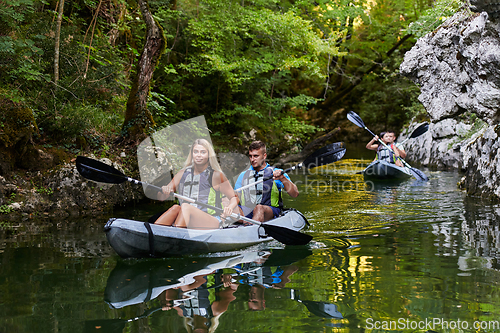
[1,155,500,332]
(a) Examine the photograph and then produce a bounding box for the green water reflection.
[1,159,500,332]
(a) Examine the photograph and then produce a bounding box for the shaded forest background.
[0,0,463,174]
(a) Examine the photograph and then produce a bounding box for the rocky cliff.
[400,10,500,199]
[0,156,146,220]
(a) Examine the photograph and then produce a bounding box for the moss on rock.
[0,95,38,149]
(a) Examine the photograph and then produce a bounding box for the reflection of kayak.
[105,251,275,309]
[104,248,312,308]
[85,248,343,333]
[362,160,412,180]
[101,247,343,321]
[104,209,308,258]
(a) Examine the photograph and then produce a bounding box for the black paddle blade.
[76,156,127,184]
[409,167,429,181]
[262,224,312,246]
[303,147,346,169]
[347,110,365,129]
[306,142,344,160]
[409,122,429,138]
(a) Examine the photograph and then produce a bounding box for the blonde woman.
[155,139,239,229]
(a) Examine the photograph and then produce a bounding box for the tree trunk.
[122,0,166,142]
[54,0,65,85]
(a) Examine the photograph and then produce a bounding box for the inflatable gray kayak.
[104,209,308,258]
[362,160,412,180]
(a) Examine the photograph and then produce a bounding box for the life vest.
[376,144,397,163]
[239,165,282,211]
[180,273,219,320]
[236,264,284,287]
[177,166,222,215]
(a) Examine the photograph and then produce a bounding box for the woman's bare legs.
[175,203,220,229]
[154,204,181,226]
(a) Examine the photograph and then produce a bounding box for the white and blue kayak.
[104,209,308,259]
[362,160,412,180]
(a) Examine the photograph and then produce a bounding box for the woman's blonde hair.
[183,313,222,333]
[183,139,222,172]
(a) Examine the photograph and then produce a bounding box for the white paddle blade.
[346,111,365,129]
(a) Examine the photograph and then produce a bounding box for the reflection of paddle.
[301,300,343,319]
[347,111,429,181]
[288,289,343,319]
[76,156,312,246]
[235,142,346,193]
[84,307,162,333]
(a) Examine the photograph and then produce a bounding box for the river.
[1,152,500,332]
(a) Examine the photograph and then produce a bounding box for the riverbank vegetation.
[1,0,464,176]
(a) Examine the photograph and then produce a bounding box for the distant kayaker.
[154,138,239,229]
[366,131,406,167]
[234,141,299,222]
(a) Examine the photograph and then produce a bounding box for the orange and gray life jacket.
[181,274,217,319]
[376,144,398,163]
[177,166,222,215]
[238,164,283,211]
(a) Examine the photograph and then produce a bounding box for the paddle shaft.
[126,307,162,322]
[174,193,263,226]
[400,124,428,145]
[77,156,313,245]
[132,179,262,225]
[79,162,263,226]
[346,111,428,181]
[86,306,162,331]
[399,137,410,145]
[400,134,425,146]
[234,143,345,193]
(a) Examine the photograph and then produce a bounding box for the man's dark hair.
[379,130,396,137]
[248,141,266,153]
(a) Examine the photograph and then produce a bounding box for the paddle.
[76,156,312,246]
[354,123,426,176]
[84,307,162,333]
[399,122,429,145]
[235,142,346,193]
[347,111,429,181]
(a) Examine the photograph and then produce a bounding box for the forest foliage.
[0,0,464,164]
